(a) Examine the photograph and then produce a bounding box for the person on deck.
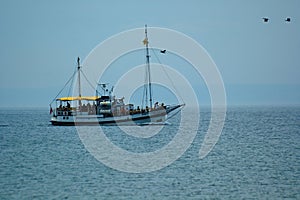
[67,102,70,109]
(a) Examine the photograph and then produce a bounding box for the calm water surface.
[0,106,299,199]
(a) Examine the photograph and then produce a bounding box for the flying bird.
[285,17,291,22]
[262,17,269,22]
[160,49,166,54]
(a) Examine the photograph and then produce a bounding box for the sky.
[0,0,299,107]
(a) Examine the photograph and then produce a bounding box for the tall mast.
[145,25,153,109]
[77,57,82,105]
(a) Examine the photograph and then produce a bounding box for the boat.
[50,25,184,126]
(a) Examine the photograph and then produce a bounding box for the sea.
[0,106,299,199]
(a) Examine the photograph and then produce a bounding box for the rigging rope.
[49,70,77,106]
[80,69,101,96]
[150,48,186,105]
[50,64,102,107]
[67,67,77,97]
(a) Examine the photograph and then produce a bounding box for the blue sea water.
[0,106,299,199]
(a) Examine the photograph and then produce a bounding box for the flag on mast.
[143,38,148,45]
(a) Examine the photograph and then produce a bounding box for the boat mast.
[145,25,153,109]
[77,57,82,105]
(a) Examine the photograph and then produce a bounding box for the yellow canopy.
[57,96,99,101]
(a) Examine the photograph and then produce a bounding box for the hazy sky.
[0,0,299,107]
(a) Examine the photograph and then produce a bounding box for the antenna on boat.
[98,83,109,96]
[144,24,153,109]
[77,57,82,105]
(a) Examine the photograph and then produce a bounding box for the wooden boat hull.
[50,105,182,126]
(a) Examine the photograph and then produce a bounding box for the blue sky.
[0,0,299,107]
